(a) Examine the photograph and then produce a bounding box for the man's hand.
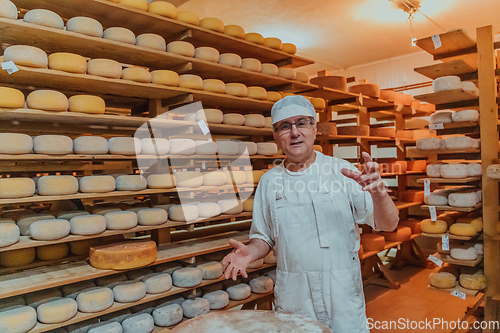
[222,239,254,281]
[340,152,386,195]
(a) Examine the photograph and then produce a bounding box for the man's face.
[273,115,317,162]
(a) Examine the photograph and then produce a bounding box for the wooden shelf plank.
[415,29,477,60]
[414,59,477,80]
[421,232,477,241]
[416,177,481,184]
[207,124,273,136]
[10,0,312,68]
[0,153,284,161]
[421,203,482,212]
[394,201,422,210]
[380,171,425,177]
[432,121,480,136]
[414,89,479,105]
[406,147,480,158]
[433,252,483,267]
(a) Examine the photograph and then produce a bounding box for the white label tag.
[222,166,228,171]
[451,289,466,300]
[396,104,404,112]
[431,34,442,49]
[198,120,210,135]
[424,179,431,196]
[428,254,443,267]
[358,93,363,106]
[441,235,450,251]
[1,61,19,74]
[429,206,437,221]
[412,107,416,115]
[202,161,206,169]
[429,123,444,130]
[182,168,187,172]
[195,167,200,172]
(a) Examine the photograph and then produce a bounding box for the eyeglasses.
[275,118,314,136]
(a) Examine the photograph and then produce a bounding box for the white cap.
[271,95,316,124]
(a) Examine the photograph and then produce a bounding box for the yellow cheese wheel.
[167,40,195,57]
[0,87,25,108]
[0,178,35,199]
[225,83,248,97]
[360,234,385,251]
[202,171,227,186]
[267,91,282,102]
[429,272,456,289]
[200,17,224,32]
[224,24,245,39]
[264,37,283,50]
[26,90,68,111]
[0,0,18,20]
[282,43,297,54]
[103,27,136,44]
[23,9,64,29]
[311,97,326,110]
[87,59,122,79]
[122,67,153,83]
[244,114,266,127]
[241,58,262,72]
[245,32,265,44]
[48,52,87,74]
[148,1,177,18]
[4,45,48,68]
[219,53,242,67]
[66,16,104,38]
[278,67,296,80]
[36,243,69,261]
[223,113,245,125]
[179,74,203,90]
[68,95,106,114]
[449,223,477,236]
[69,238,99,256]
[421,219,448,234]
[0,247,35,267]
[151,70,179,86]
[261,63,279,76]
[247,86,267,100]
[136,33,166,51]
[296,72,310,83]
[203,79,226,94]
[119,0,148,11]
[176,11,200,25]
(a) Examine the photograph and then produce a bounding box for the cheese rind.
[104,211,138,229]
[36,243,69,260]
[66,17,104,38]
[37,297,78,324]
[249,276,274,294]
[151,70,179,86]
[30,219,71,240]
[17,214,55,236]
[137,208,167,226]
[426,164,442,178]
[282,43,297,54]
[348,83,380,98]
[182,298,210,318]
[224,24,245,38]
[226,283,251,300]
[440,164,469,179]
[197,108,223,124]
[122,67,152,83]
[89,240,157,270]
[200,17,224,32]
[34,134,72,154]
[461,81,479,96]
[448,192,478,208]
[197,202,221,218]
[241,58,262,72]
[4,45,48,68]
[194,47,220,62]
[444,136,474,149]
[245,32,264,44]
[296,71,310,83]
[147,174,176,188]
[168,204,199,222]
[176,11,200,25]
[246,87,267,100]
[23,9,64,29]
[452,109,479,122]
[87,59,122,79]
[197,261,223,280]
[0,247,35,267]
[76,287,114,312]
[113,281,147,303]
[420,219,448,234]
[119,0,148,11]
[0,133,32,154]
[108,137,141,155]
[0,0,17,20]
[203,79,226,93]
[429,272,456,289]
[73,136,109,154]
[450,246,477,260]
[460,273,487,290]
[216,141,239,155]
[264,37,283,50]
[0,306,37,333]
[70,214,107,235]
[203,290,229,310]
[68,95,106,114]
[27,90,68,111]
[37,175,79,195]
[148,1,177,18]
[172,267,203,287]
[278,67,296,80]
[225,83,247,97]
[202,171,226,186]
[223,113,245,125]
[88,321,122,333]
[153,303,183,327]
[237,142,257,155]
[0,87,25,109]
[0,223,20,247]
[103,27,136,44]
[0,178,35,199]
[468,163,482,177]
[378,226,412,242]
[167,41,195,57]
[143,272,172,294]
[178,74,203,90]
[48,52,87,74]
[449,223,477,236]
[433,76,462,93]
[122,313,154,333]
[218,199,243,214]
[261,63,279,76]
[416,137,442,150]
[79,175,116,193]
[219,53,242,67]
[430,111,453,124]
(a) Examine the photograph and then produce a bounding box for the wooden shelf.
[207,124,273,136]
[421,203,482,212]
[432,252,483,267]
[421,232,478,241]
[360,234,420,260]
[406,147,481,158]
[0,153,283,161]
[10,0,313,68]
[380,171,425,177]
[417,177,481,184]
[414,59,477,80]
[414,89,479,106]
[415,29,477,65]
[394,201,422,210]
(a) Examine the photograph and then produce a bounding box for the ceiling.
[174,0,500,75]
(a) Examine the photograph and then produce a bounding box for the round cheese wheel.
[48,52,87,74]
[197,108,223,123]
[151,70,179,86]
[216,141,239,155]
[245,32,264,44]
[197,261,223,279]
[176,10,199,25]
[4,45,47,68]
[424,190,448,205]
[225,170,247,185]
[246,170,264,184]
[182,298,210,319]
[225,83,248,97]
[200,17,224,32]
[242,198,253,212]
[70,238,99,256]
[116,175,147,191]
[197,202,221,218]
[23,9,63,29]
[58,210,89,220]
[108,137,141,155]
[0,296,26,311]
[175,171,202,187]
[147,174,176,189]
[104,211,138,229]
[450,246,477,260]
[74,136,108,154]
[167,41,195,57]
[430,111,453,124]
[266,92,282,103]
[34,135,72,154]
[441,164,469,179]
[68,95,106,114]
[278,67,296,80]
[194,46,219,62]
[360,234,385,251]
[79,175,116,193]
[468,163,482,177]
[27,90,68,111]
[0,178,35,199]
[421,219,448,234]
[218,199,243,214]
[87,59,122,79]
[416,137,442,150]
[0,306,37,332]
[17,213,55,236]
[378,226,412,242]
[219,53,242,67]
[66,17,103,37]
[122,67,152,83]
[202,171,226,186]
[137,208,167,226]
[399,219,421,234]
[250,276,273,294]
[282,42,297,54]
[461,81,479,96]
[203,290,229,310]
[429,272,456,289]
[426,164,442,178]
[311,98,326,110]
[241,58,262,72]
[178,74,203,90]
[237,142,257,155]
[0,133,32,154]
[433,76,461,93]
[444,136,474,149]
[37,175,78,195]
[140,138,170,155]
[113,281,146,302]
[30,219,70,240]
[0,87,24,109]
[0,0,17,20]
[460,272,486,290]
[224,24,245,38]
[148,1,176,18]
[264,37,283,50]
[153,303,183,327]
[194,141,216,155]
[449,223,477,236]
[103,27,136,44]
[142,272,172,294]
[244,114,266,128]
[226,284,251,300]
[0,247,35,267]
[246,87,267,100]
[0,223,19,247]
[203,79,226,93]
[349,83,380,98]
[223,113,245,125]
[119,0,148,10]
[261,63,279,76]
[448,192,477,208]
[70,214,106,235]
[257,142,278,155]
[296,72,310,83]
[172,267,202,287]
[36,242,69,260]
[169,138,196,154]
[169,204,199,222]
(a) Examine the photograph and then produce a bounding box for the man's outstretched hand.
[340,152,386,195]
[222,239,254,281]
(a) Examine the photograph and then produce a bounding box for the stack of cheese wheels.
[432,76,461,93]
[360,233,385,252]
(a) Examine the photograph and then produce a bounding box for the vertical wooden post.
[477,25,500,328]
[318,106,334,156]
[394,113,408,221]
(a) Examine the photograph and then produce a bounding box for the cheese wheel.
[136,208,167,226]
[257,142,278,155]
[311,98,326,110]
[296,71,310,83]
[360,234,385,251]
[223,113,245,125]
[0,247,35,267]
[119,0,148,10]
[444,136,474,149]
[278,67,296,80]
[405,118,430,130]
[194,47,219,62]
[108,137,141,155]
[25,289,64,308]
[245,32,264,44]
[452,109,479,122]
[193,141,215,156]
[246,87,267,100]
[175,171,202,188]
[378,226,412,242]
[36,243,69,260]
[27,90,68,111]
[0,87,24,109]
[242,198,254,212]
[430,111,453,124]
[379,89,396,102]
[4,45,47,68]
[249,276,273,294]
[223,24,245,38]
[448,192,478,208]
[33,134,72,154]
[337,125,370,136]
[243,114,265,127]
[23,9,63,29]
[70,214,106,235]
[104,211,138,229]
[142,272,172,294]
[461,81,479,96]
[241,58,262,72]
[203,290,229,310]
[169,204,199,222]
[225,170,247,185]
[0,296,25,311]
[122,313,154,333]
[140,138,170,155]
[198,108,223,124]
[218,199,243,214]
[433,76,461,93]
[226,284,251,300]
[178,74,203,90]
[148,72,178,88]
[37,297,78,324]
[216,141,239,155]
[17,213,55,236]
[426,164,442,177]
[0,178,35,199]
[181,298,210,319]
[66,17,103,37]
[416,137,442,150]
[48,52,87,74]
[237,142,257,155]
[122,67,152,83]
[225,83,248,97]
[167,41,195,57]
[282,43,297,55]
[441,164,469,179]
[399,219,421,234]
[200,17,224,32]
[79,175,116,193]
[0,0,17,20]
[148,1,176,18]
[264,37,283,50]
[153,303,183,327]
[203,79,226,94]
[0,133,32,154]
[429,272,456,289]
[202,171,226,186]
[113,281,146,303]
[37,175,78,195]
[348,83,380,98]
[246,170,264,184]
[467,163,482,177]
[424,191,448,205]
[317,122,337,136]
[219,53,242,67]
[460,273,487,290]
[261,63,279,76]
[197,261,223,280]
[68,95,106,114]
[420,219,448,234]
[176,10,199,25]
[89,322,122,333]
[197,202,221,218]
[30,219,70,240]
[172,267,202,287]
[87,59,122,79]
[89,240,157,270]
[0,306,37,333]
[450,246,477,260]
[449,223,477,236]
[103,27,136,44]
[0,223,19,247]
[169,138,196,155]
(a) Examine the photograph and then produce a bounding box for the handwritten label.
[198,120,210,135]
[429,123,444,130]
[424,179,431,196]
[441,235,450,251]
[1,61,18,74]
[358,93,363,106]
[429,206,437,221]
[202,161,206,169]
[451,289,466,300]
[428,254,443,267]
[431,34,442,49]
[396,104,404,112]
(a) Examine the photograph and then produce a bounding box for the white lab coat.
[250,152,374,332]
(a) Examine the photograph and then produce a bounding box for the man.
[222,95,399,332]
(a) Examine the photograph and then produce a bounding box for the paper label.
[202,161,206,169]
[182,168,187,172]
[412,108,416,115]
[429,123,444,130]
[429,206,437,221]
[358,93,363,106]
[1,61,19,74]
[451,289,466,300]
[198,120,210,135]
[195,167,200,172]
[396,104,404,112]
[441,235,450,251]
[431,34,442,49]
[428,254,443,267]
[424,179,431,196]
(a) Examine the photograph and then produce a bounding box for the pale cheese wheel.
[116,175,147,191]
[178,74,203,90]
[257,142,278,155]
[0,0,17,20]
[151,70,179,86]
[0,178,35,199]
[27,90,68,111]
[119,0,148,11]
[113,281,146,302]
[202,171,226,186]
[197,202,221,218]
[433,76,462,93]
[87,59,122,79]
[448,192,478,208]
[36,243,69,260]
[108,137,141,155]
[247,87,267,100]
[452,109,479,122]
[0,306,37,333]
[278,67,296,80]
[249,276,273,294]
[26,289,64,309]
[429,272,456,289]
[226,284,251,300]
[66,17,103,37]
[416,137,442,150]
[218,199,243,214]
[219,53,242,68]
[4,45,47,68]
[176,11,199,25]
[264,37,283,50]
[245,32,264,44]
[197,108,223,124]
[194,47,219,62]
[450,246,477,260]
[0,247,35,267]
[79,175,115,193]
[142,272,172,294]
[175,171,202,187]
[261,63,279,76]
[0,87,24,109]
[203,290,229,310]
[360,234,385,251]
[461,81,479,96]
[104,211,138,229]
[37,297,78,324]
[137,208,167,226]
[440,164,469,179]
[140,138,170,155]
[48,52,87,74]
[167,41,195,57]
[122,67,152,83]
[172,267,202,287]
[468,163,482,177]
[153,303,183,327]
[241,58,262,72]
[197,261,223,279]
[430,111,453,124]
[169,204,199,222]
[246,170,264,184]
[296,71,310,83]
[243,114,265,127]
[34,134,72,154]
[203,79,226,93]
[103,27,136,44]
[17,213,55,236]
[426,164,442,178]
[424,191,448,205]
[225,170,247,185]
[216,141,239,155]
[69,95,106,114]
[37,175,78,195]
[93,207,121,215]
[378,226,412,242]
[311,98,326,110]
[0,223,19,247]
[182,298,210,319]
[449,223,477,236]
[30,219,70,240]
[225,83,248,97]
[420,219,448,234]
[195,141,217,155]
[148,1,177,18]
[88,322,122,333]
[242,198,253,212]
[169,138,196,154]
[70,214,106,235]
[460,273,486,290]
[444,136,474,149]
[223,113,245,125]
[23,9,63,29]
[237,142,257,155]
[200,17,224,32]
[122,313,155,333]
[0,133,32,154]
